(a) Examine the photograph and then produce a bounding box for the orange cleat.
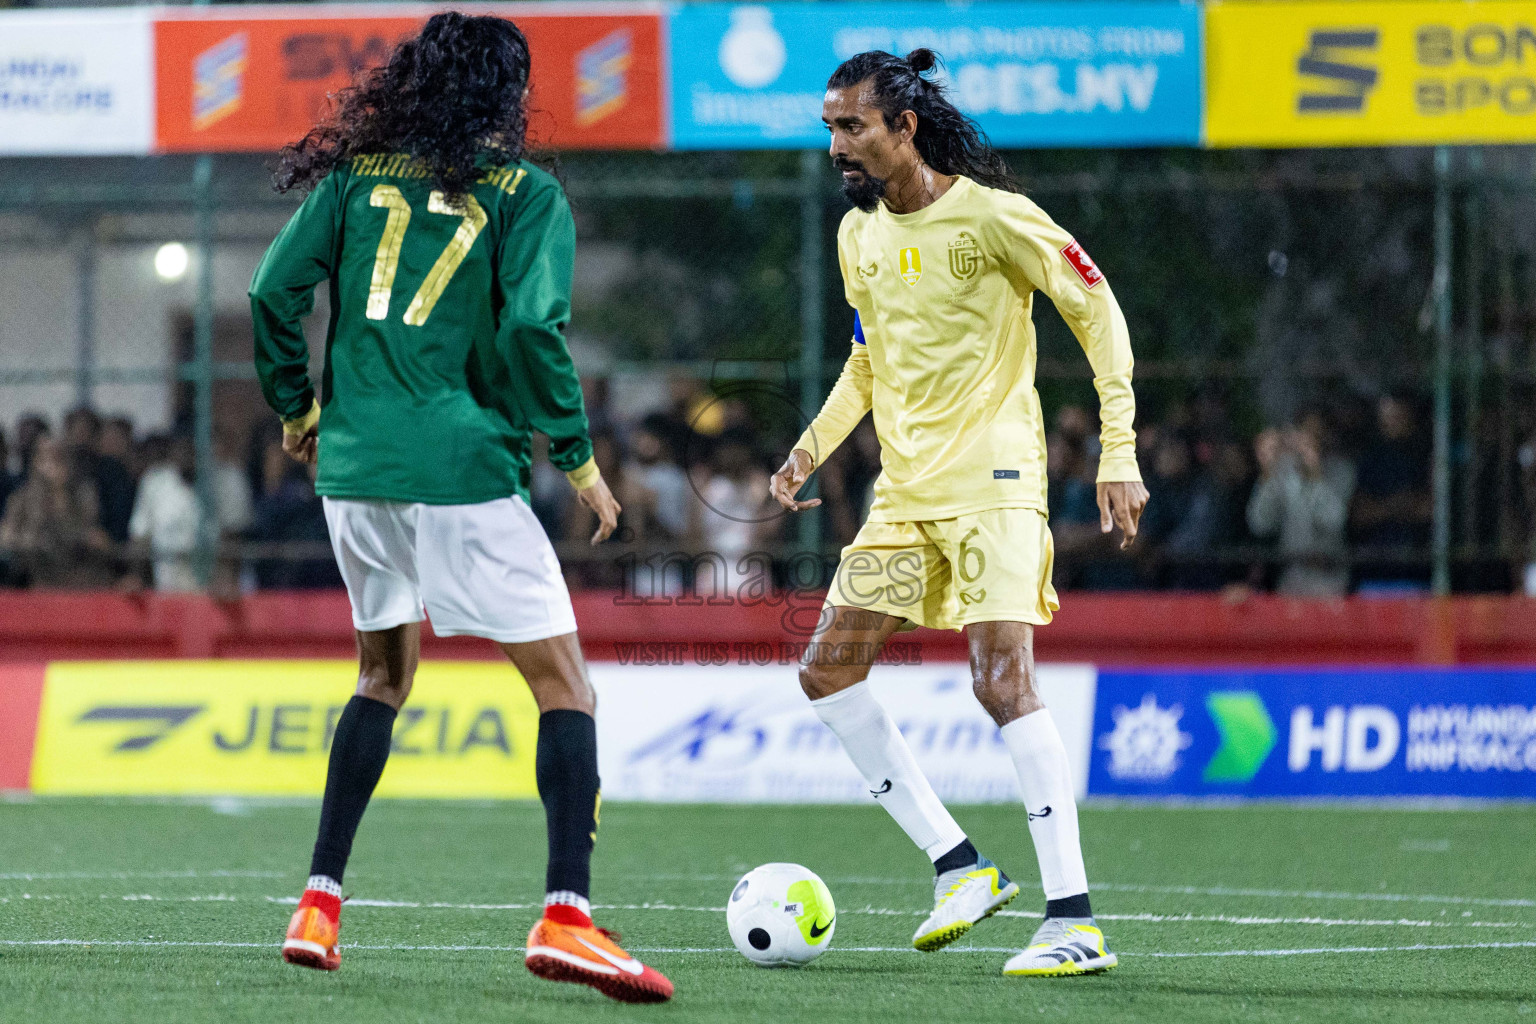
[525,917,673,1003]
[282,895,341,971]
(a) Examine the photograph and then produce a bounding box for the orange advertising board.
[154,4,664,153]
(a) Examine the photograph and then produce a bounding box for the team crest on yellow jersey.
[899,246,923,286]
[948,232,981,280]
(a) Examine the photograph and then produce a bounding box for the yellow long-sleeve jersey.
[793,175,1140,523]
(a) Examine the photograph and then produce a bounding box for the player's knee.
[356,664,414,709]
[969,651,1037,724]
[799,660,849,701]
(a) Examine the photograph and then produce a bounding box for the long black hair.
[827,48,1017,193]
[273,12,532,197]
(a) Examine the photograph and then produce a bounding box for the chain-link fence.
[1,146,1534,596]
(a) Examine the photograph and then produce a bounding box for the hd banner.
[1205,0,1536,147]
[1089,667,1536,798]
[152,4,666,153]
[669,1,1203,149]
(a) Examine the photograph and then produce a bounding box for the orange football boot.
[525,918,673,1003]
[282,895,342,971]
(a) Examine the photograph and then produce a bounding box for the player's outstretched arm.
[995,196,1147,549]
[494,179,602,495]
[251,171,342,451]
[775,337,874,510]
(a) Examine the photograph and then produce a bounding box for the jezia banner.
[668,1,1202,149]
[29,661,541,798]
[1089,667,1536,798]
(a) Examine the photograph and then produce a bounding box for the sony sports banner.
[152,4,665,153]
[590,662,1097,802]
[0,9,155,155]
[668,1,1202,149]
[1205,0,1536,147]
[1090,667,1536,798]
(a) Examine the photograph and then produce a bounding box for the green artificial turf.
[0,799,1532,1023]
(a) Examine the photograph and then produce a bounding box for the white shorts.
[322,495,578,644]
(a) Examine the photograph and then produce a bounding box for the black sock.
[1046,893,1093,919]
[933,838,979,875]
[537,709,600,898]
[309,695,398,884]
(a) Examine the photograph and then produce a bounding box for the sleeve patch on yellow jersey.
[1060,239,1104,289]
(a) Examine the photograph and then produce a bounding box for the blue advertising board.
[1089,668,1536,798]
[668,2,1202,149]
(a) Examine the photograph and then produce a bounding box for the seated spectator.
[1048,426,1137,590]
[688,428,772,600]
[0,425,18,521]
[128,434,203,592]
[14,413,49,480]
[249,437,341,589]
[1351,393,1432,589]
[624,413,691,540]
[0,435,115,587]
[565,431,660,589]
[63,406,135,546]
[1247,414,1356,597]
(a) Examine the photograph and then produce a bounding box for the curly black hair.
[273,12,532,197]
[828,48,1017,193]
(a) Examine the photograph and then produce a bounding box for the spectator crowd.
[0,381,1505,599]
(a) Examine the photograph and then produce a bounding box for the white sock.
[811,681,967,860]
[545,890,591,918]
[305,874,342,898]
[1000,708,1089,900]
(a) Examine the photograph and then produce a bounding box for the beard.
[835,158,887,212]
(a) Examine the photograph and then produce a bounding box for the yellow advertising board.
[30,661,539,797]
[1205,1,1536,146]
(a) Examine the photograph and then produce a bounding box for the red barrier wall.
[1,591,1534,665]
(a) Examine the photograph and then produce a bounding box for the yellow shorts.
[825,508,1059,632]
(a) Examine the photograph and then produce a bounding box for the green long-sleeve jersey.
[251,155,593,505]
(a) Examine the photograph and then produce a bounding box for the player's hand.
[1098,480,1149,551]
[282,424,318,465]
[577,474,622,545]
[769,449,821,512]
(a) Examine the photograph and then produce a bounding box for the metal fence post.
[192,154,218,581]
[797,149,825,562]
[1431,146,1453,596]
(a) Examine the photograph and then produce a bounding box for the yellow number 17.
[365,184,487,326]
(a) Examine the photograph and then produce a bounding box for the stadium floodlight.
[154,242,190,282]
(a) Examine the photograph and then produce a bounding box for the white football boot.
[1002,916,1118,976]
[912,854,1019,951]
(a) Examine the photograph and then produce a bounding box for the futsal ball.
[726,862,836,967]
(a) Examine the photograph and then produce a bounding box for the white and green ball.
[726,862,837,967]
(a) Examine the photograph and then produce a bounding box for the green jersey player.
[251,13,671,1003]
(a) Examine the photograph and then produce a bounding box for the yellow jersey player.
[770,48,1149,977]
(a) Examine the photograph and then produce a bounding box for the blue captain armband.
[853,311,866,345]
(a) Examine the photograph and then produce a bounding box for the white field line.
[625,875,1536,910]
[4,871,1530,912]
[5,938,1536,959]
[0,871,283,882]
[3,893,1527,930]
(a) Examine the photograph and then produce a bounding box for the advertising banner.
[1206,0,1536,147]
[0,10,154,155]
[153,4,665,153]
[669,1,1202,149]
[1089,667,1536,798]
[29,661,540,798]
[591,662,1099,802]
